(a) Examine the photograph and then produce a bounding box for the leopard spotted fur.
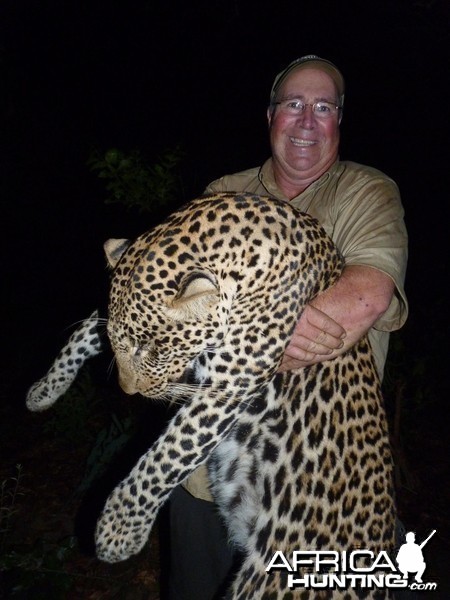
[94,193,396,599]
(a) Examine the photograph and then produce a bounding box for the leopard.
[92,192,396,599]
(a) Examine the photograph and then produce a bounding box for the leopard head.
[104,238,227,399]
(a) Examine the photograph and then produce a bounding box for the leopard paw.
[95,483,154,563]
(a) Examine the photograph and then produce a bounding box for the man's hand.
[278,265,395,372]
[279,305,346,371]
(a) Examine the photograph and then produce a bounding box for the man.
[168,55,408,600]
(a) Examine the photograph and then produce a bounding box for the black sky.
[1,0,449,388]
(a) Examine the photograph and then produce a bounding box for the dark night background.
[1,0,449,598]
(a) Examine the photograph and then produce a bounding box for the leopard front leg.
[95,391,244,562]
[26,310,102,411]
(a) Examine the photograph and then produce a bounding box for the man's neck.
[272,157,337,200]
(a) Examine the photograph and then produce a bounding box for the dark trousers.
[168,485,237,600]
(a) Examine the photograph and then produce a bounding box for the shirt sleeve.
[204,178,225,194]
[331,169,408,331]
[204,167,265,196]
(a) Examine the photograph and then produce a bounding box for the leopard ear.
[104,238,130,269]
[167,273,219,321]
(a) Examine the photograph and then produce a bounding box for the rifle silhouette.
[419,530,436,550]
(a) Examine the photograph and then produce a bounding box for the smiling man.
[206,55,408,378]
[169,56,409,600]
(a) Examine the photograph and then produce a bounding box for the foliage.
[0,465,74,597]
[0,537,77,598]
[87,145,185,213]
[1,377,138,595]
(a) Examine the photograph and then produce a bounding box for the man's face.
[268,67,341,185]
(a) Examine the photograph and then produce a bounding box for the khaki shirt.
[184,158,408,501]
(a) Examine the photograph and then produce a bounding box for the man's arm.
[279,265,395,371]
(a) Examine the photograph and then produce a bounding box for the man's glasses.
[272,98,341,119]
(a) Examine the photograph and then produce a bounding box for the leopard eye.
[132,341,149,356]
[132,344,143,358]
[131,340,157,359]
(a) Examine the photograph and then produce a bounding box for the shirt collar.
[259,158,339,201]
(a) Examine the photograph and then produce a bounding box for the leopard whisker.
[162,382,263,411]
[66,310,101,329]
[107,355,117,379]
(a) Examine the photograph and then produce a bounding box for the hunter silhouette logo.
[396,530,436,584]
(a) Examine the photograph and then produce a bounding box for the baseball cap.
[270,55,345,106]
